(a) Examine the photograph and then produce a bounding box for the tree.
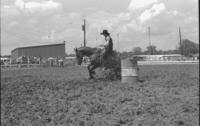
[120,51,129,59]
[163,49,179,54]
[132,47,142,55]
[157,50,164,54]
[146,45,157,55]
[180,39,199,57]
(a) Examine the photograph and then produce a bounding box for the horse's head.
[74,48,83,65]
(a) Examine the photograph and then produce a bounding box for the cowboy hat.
[100,29,110,35]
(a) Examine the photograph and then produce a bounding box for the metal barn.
[11,43,66,61]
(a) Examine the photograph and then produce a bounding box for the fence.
[138,60,199,65]
[1,60,198,69]
[1,59,76,69]
[1,64,42,69]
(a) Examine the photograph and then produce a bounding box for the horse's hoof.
[89,77,94,80]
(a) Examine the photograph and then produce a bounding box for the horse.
[74,46,120,79]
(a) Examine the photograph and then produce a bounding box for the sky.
[1,0,199,55]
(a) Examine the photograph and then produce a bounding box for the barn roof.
[11,42,65,53]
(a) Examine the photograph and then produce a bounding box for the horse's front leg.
[87,64,98,79]
[87,64,94,79]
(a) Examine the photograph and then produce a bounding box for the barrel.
[121,58,138,83]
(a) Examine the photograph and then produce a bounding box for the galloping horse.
[74,46,120,79]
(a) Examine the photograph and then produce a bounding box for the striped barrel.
[121,58,138,83]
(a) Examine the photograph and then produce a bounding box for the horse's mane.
[78,46,97,51]
[77,46,100,56]
[78,46,98,51]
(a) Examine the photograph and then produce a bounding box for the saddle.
[100,50,115,67]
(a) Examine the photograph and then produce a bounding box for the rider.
[100,29,113,59]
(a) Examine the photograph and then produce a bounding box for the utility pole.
[82,19,86,47]
[148,26,152,55]
[179,27,182,55]
[48,35,51,42]
[117,33,119,52]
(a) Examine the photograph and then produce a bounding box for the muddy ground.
[1,64,199,126]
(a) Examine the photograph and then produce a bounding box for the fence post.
[39,57,41,67]
[28,57,30,68]
[10,58,12,68]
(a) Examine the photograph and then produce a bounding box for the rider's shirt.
[105,35,113,52]
[97,36,111,49]
[105,36,112,45]
[97,35,113,52]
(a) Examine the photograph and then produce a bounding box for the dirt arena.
[1,64,199,126]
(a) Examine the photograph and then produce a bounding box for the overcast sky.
[1,0,199,55]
